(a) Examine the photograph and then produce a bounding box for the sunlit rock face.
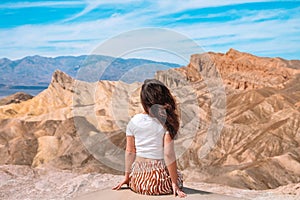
[163,49,300,190]
[0,49,299,190]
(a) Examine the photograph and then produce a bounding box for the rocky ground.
[0,165,299,200]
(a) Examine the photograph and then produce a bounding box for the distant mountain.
[0,55,180,86]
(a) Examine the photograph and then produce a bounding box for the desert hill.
[155,49,300,190]
[0,92,33,106]
[0,49,299,195]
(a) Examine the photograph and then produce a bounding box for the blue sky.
[0,0,300,64]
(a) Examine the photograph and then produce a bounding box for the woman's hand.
[172,182,187,198]
[112,176,130,190]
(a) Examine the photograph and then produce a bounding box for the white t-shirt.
[126,113,167,159]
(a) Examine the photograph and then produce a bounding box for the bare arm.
[125,136,136,179]
[113,136,136,190]
[164,134,178,183]
[164,133,186,198]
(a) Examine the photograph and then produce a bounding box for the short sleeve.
[165,130,170,135]
[126,119,135,136]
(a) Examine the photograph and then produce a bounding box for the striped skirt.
[129,160,183,195]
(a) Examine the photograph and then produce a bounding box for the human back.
[126,113,165,159]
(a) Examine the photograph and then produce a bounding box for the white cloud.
[0,1,84,9]
[0,0,299,61]
[0,10,147,59]
[154,0,277,16]
[173,11,300,59]
[61,0,139,22]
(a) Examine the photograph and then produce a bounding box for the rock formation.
[0,92,33,106]
[185,48,299,92]
[159,49,300,190]
[0,49,299,193]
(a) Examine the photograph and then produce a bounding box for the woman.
[113,79,186,198]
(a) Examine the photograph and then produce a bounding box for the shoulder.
[131,113,145,119]
[126,114,147,134]
[129,113,163,130]
[126,114,144,136]
[130,113,148,123]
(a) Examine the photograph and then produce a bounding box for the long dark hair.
[140,79,179,139]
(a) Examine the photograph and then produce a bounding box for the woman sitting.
[113,79,186,198]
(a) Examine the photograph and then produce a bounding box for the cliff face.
[0,70,142,174]
[185,48,299,91]
[0,49,300,190]
[157,49,300,189]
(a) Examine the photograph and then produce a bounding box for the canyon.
[0,49,299,199]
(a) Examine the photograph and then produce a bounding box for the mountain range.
[0,55,180,86]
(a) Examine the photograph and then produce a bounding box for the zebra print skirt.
[129,160,183,195]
